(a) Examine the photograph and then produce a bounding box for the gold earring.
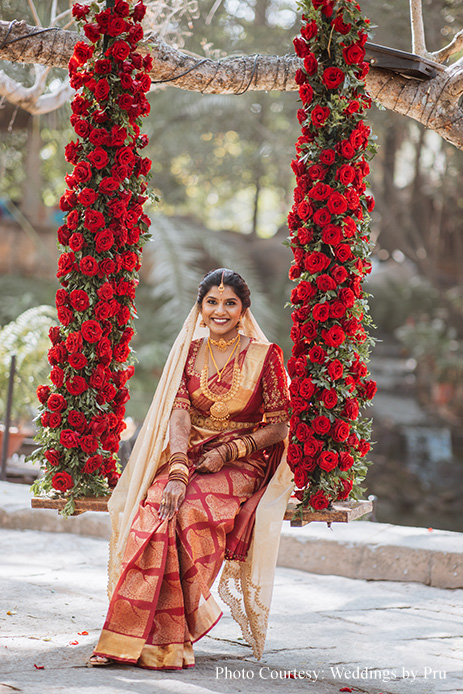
[200,319,206,328]
[236,320,241,329]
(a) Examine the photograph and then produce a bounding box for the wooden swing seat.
[31,496,373,525]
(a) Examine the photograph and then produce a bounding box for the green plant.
[0,305,57,425]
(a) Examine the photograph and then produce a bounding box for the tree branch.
[2,19,463,150]
[431,29,463,64]
[409,0,428,57]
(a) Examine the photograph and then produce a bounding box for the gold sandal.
[87,654,113,667]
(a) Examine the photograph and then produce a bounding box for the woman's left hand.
[195,448,225,474]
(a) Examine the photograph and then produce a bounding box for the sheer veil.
[107,303,293,659]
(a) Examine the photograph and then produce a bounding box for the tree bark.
[2,20,463,149]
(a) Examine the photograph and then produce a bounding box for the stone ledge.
[1,481,462,588]
[278,521,463,589]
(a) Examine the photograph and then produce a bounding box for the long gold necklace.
[209,334,240,352]
[200,337,242,421]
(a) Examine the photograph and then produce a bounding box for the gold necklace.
[200,337,242,421]
[209,333,240,352]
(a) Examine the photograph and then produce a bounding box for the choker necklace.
[200,336,242,421]
[209,334,240,352]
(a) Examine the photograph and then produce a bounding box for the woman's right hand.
[159,480,187,521]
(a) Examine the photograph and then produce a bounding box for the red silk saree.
[95,338,289,669]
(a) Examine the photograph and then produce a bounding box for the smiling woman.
[89,268,293,669]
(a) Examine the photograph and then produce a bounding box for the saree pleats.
[95,459,264,669]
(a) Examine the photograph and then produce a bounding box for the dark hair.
[197,268,251,310]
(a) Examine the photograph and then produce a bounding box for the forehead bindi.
[205,286,241,302]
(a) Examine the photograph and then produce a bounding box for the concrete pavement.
[1,526,462,694]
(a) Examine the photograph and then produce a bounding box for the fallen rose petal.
[69,640,79,646]
[339,689,353,692]
[284,673,296,678]
[34,664,45,669]
[78,631,88,635]
[428,527,433,532]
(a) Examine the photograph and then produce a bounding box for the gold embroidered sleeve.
[261,344,290,424]
[172,370,190,411]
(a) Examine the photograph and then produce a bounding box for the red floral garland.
[287,0,377,511]
[31,0,152,514]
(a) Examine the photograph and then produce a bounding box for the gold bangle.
[234,438,247,459]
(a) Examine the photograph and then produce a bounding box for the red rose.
[333,15,351,34]
[299,377,315,399]
[81,435,98,454]
[339,287,355,307]
[330,301,346,319]
[57,226,71,246]
[44,449,61,466]
[79,256,98,277]
[68,410,87,432]
[83,23,101,43]
[299,83,314,105]
[96,338,113,363]
[337,478,353,500]
[336,244,353,262]
[69,233,85,252]
[331,265,348,284]
[118,93,134,111]
[47,393,67,412]
[301,320,317,341]
[55,289,68,306]
[74,161,92,184]
[66,331,83,353]
[338,452,354,471]
[89,128,109,147]
[57,306,73,326]
[66,209,79,231]
[297,227,313,246]
[318,450,339,472]
[358,438,371,456]
[291,397,310,415]
[309,345,326,364]
[77,188,98,207]
[303,437,322,458]
[305,252,331,274]
[295,422,312,443]
[48,412,62,428]
[332,420,351,442]
[95,229,115,253]
[81,320,103,343]
[94,301,113,321]
[52,471,74,492]
[293,467,308,488]
[121,251,138,271]
[364,380,378,400]
[111,39,131,61]
[57,252,76,278]
[309,489,331,510]
[72,3,90,19]
[312,415,331,435]
[68,353,87,369]
[313,208,331,226]
[297,200,313,220]
[311,105,330,127]
[50,366,65,387]
[69,289,90,312]
[340,141,355,159]
[301,19,317,40]
[316,274,337,292]
[287,443,304,466]
[60,429,80,449]
[82,454,103,474]
[322,224,342,245]
[321,389,338,409]
[308,164,326,181]
[327,359,344,380]
[36,385,50,404]
[98,258,116,276]
[84,209,105,232]
[303,52,318,75]
[312,303,330,322]
[327,193,348,217]
[66,375,88,396]
[73,119,90,139]
[323,326,346,348]
[343,398,359,421]
[343,43,365,65]
[87,148,109,170]
[320,148,335,165]
[322,67,344,89]
[99,177,120,194]
[296,281,316,304]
